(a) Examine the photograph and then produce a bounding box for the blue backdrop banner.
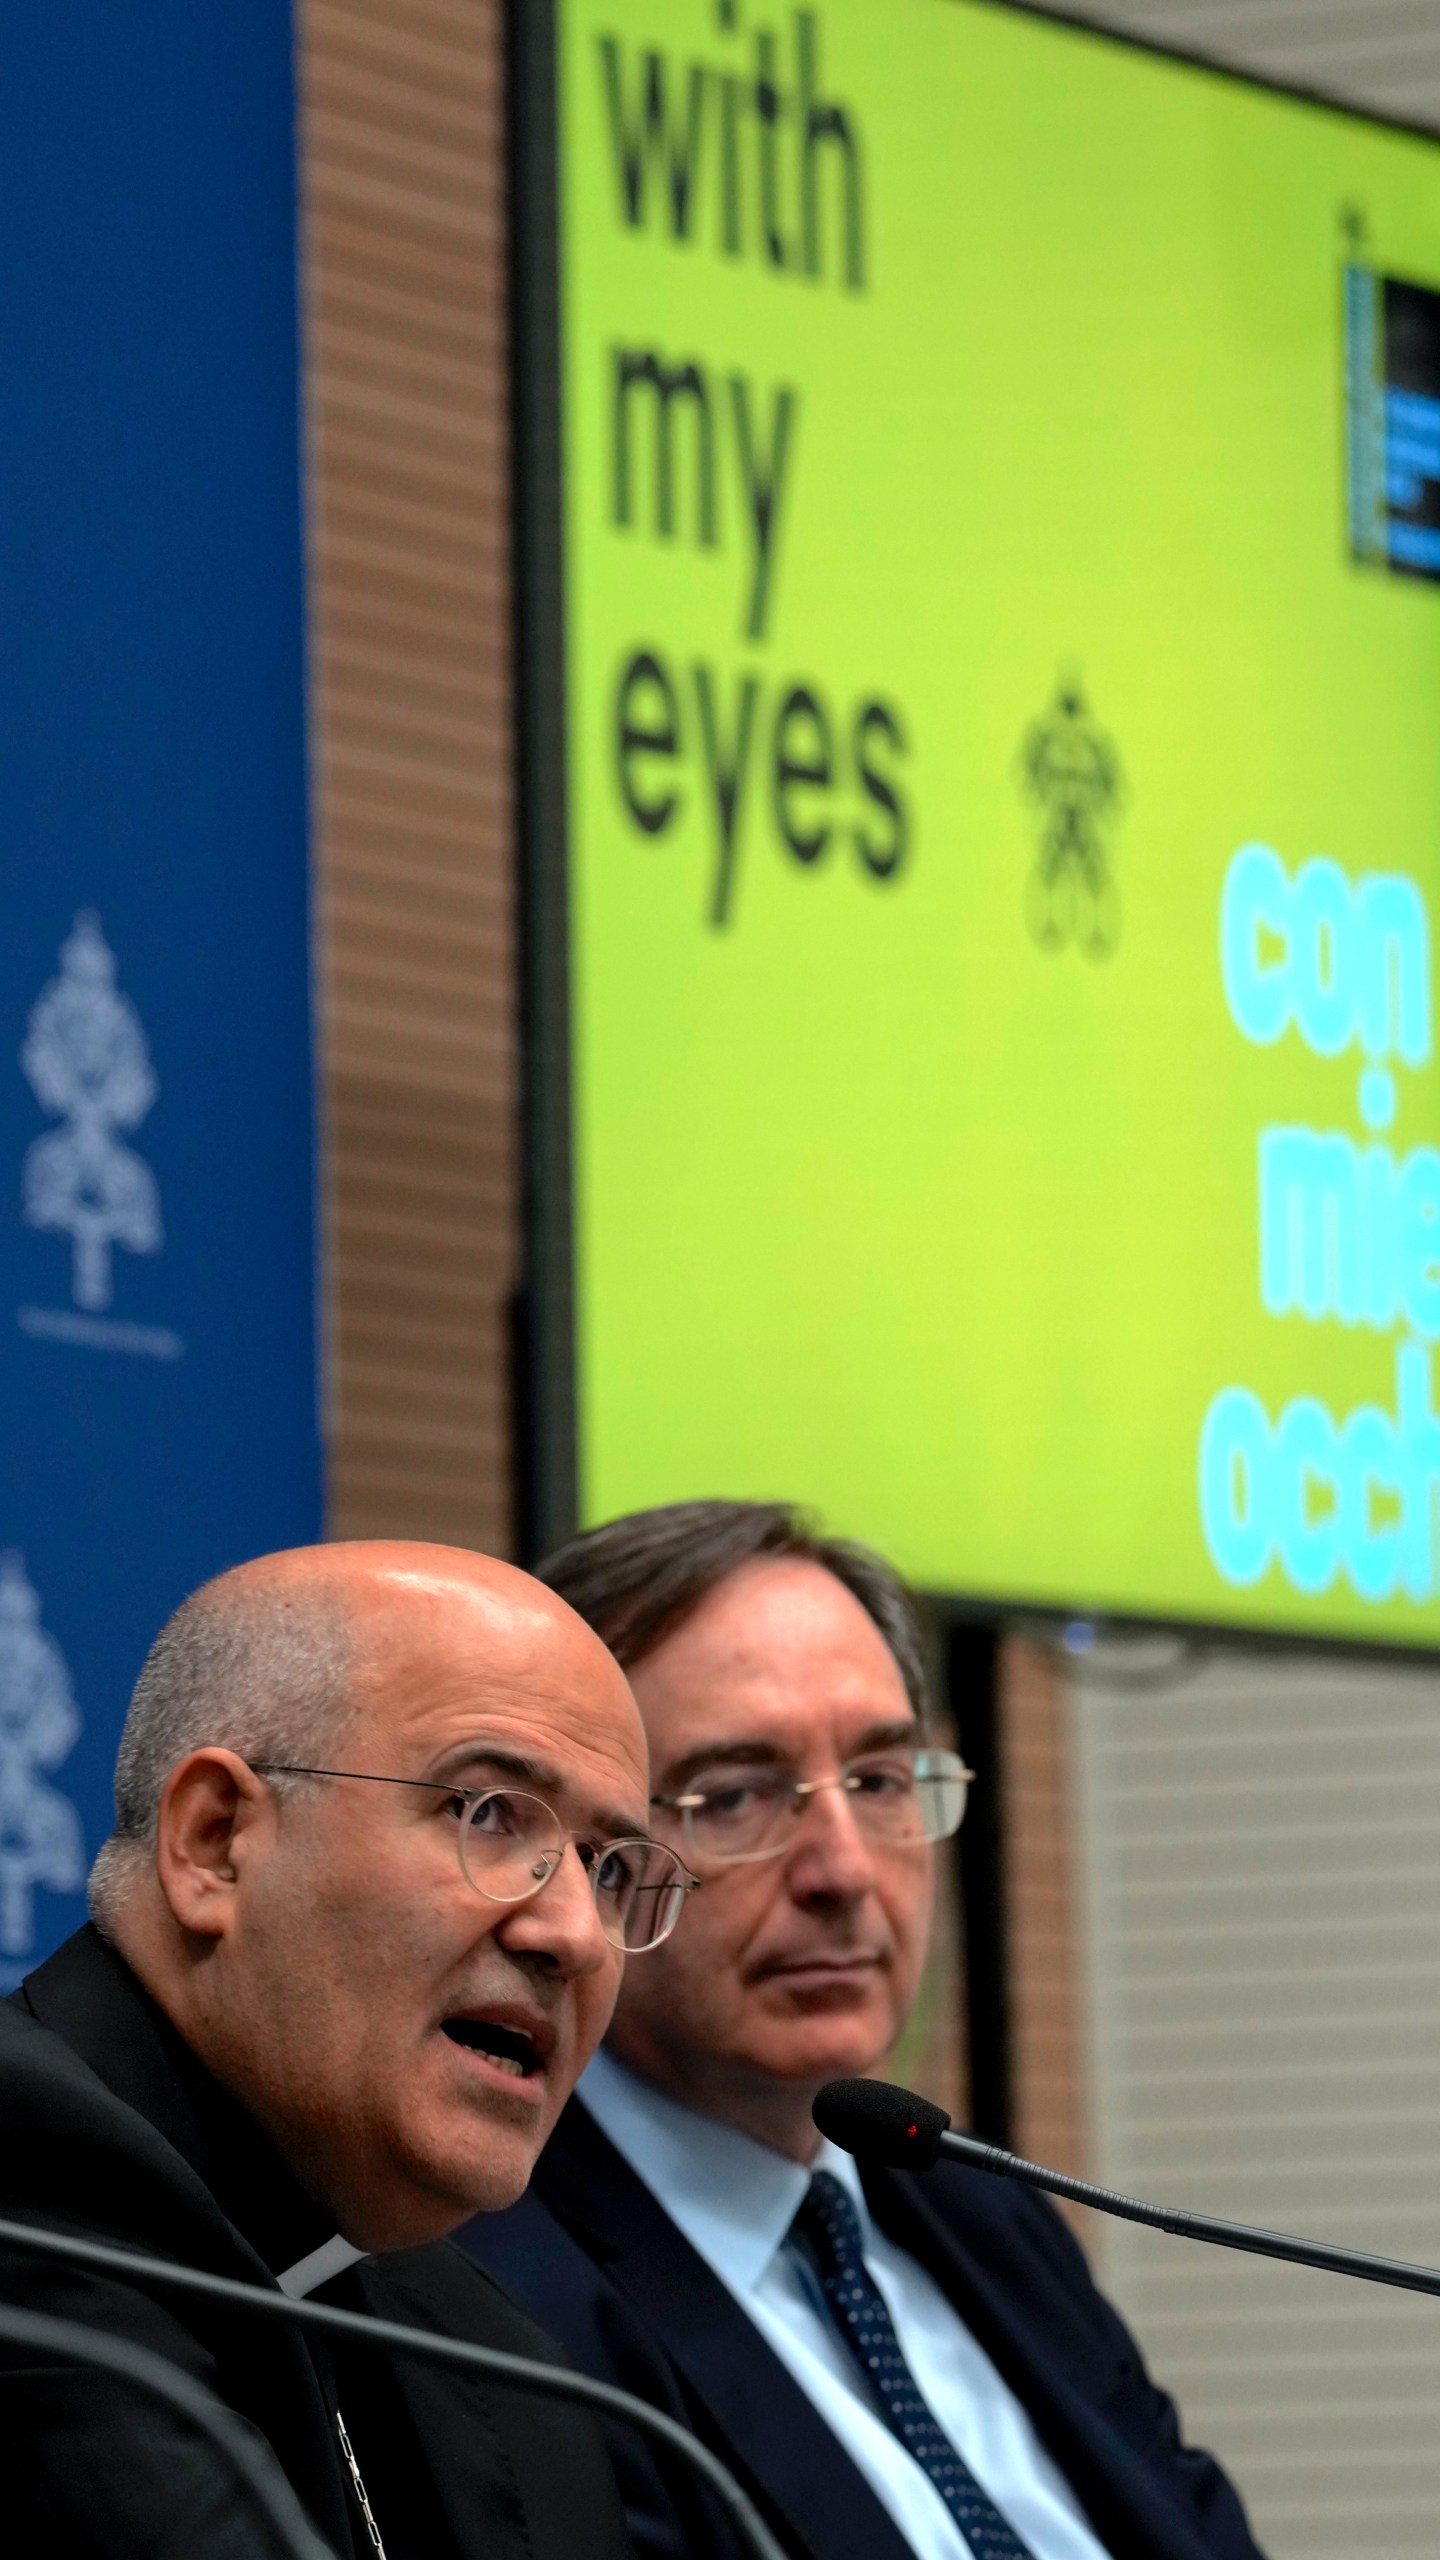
[0,5,320,1983]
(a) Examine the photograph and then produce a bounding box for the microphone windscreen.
[812,2077,951,2170]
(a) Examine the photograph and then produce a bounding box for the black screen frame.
[507,0,1440,1662]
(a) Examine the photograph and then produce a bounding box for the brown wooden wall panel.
[1002,1638,1089,2196]
[299,0,518,1553]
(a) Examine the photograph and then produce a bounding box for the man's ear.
[154,1750,272,1939]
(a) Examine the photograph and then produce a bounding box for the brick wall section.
[1001,1637,1088,2185]
[299,0,518,1550]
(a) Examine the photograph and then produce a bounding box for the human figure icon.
[1020,678,1124,958]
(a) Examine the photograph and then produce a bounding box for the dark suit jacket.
[0,1927,636,2560]
[461,2094,1268,2560]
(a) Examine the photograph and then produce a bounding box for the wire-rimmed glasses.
[651,1746,972,1869]
[248,1763,697,1952]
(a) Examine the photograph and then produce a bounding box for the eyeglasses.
[651,1746,973,1869]
[248,1763,698,1953]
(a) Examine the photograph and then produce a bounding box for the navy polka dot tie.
[795,2170,1037,2559]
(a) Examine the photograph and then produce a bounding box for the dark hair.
[536,1500,929,1721]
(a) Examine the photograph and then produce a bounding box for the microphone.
[814,2079,952,2168]
[813,2078,1440,2304]
[0,2211,787,2560]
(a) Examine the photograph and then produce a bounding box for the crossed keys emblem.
[1019,678,1125,959]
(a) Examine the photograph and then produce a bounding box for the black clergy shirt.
[0,1925,636,2560]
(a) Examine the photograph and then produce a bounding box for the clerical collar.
[278,2230,369,2296]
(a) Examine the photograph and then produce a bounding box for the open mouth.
[442,2018,543,2079]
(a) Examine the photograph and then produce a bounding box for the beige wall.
[301,0,519,1555]
[1072,1642,1440,2559]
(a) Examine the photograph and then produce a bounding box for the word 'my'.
[598,7,865,288]
[613,350,797,640]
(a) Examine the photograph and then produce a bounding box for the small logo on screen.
[1344,216,1440,583]
[1018,676,1124,960]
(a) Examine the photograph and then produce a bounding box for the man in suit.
[0,1537,693,2559]
[464,1501,1267,2560]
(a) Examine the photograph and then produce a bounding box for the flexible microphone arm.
[812,2078,1440,2304]
[0,2213,788,2560]
[0,2298,332,2560]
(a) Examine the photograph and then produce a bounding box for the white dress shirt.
[580,2051,1112,2560]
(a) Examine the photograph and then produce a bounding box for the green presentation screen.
[520,0,1440,1650]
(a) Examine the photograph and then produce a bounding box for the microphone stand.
[0,2211,788,2560]
[935,2128,1440,2302]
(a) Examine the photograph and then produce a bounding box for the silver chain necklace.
[335,2407,389,2560]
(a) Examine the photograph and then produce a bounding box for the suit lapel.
[537,2102,918,2560]
[869,2168,1212,2560]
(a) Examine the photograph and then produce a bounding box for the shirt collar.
[579,2047,872,2294]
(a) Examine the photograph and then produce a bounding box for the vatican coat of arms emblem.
[20,911,163,1311]
[0,1554,84,1957]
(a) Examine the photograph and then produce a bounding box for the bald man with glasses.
[464,1501,1266,2560]
[0,1539,691,2560]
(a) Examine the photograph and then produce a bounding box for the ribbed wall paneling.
[1073,1649,1440,2558]
[1002,1639,1090,2197]
[299,0,518,1552]
[1031,0,1440,128]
